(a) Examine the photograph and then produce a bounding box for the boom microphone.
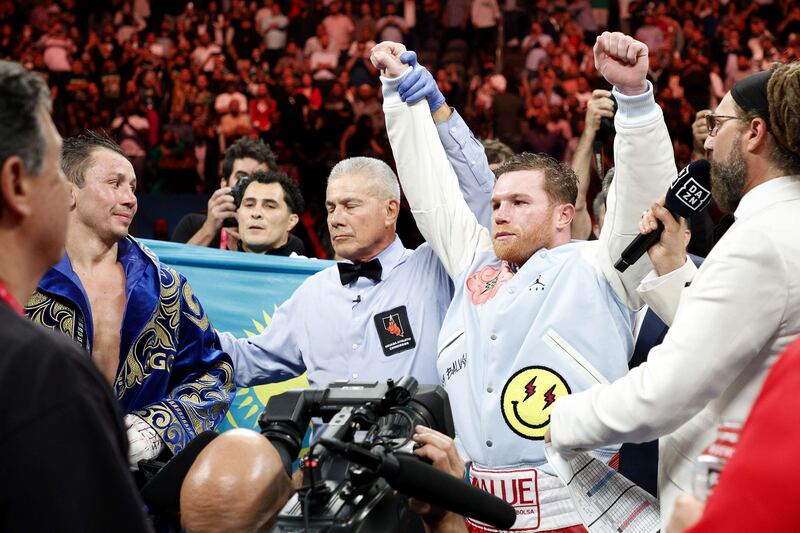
[614,159,711,272]
[320,438,517,530]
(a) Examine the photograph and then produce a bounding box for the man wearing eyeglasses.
[550,65,800,528]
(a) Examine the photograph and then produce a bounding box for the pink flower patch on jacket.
[466,263,515,305]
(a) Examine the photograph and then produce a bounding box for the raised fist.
[370,41,408,77]
[594,32,649,96]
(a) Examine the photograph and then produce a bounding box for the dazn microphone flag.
[615,159,711,272]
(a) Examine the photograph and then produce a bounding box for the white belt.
[467,464,582,531]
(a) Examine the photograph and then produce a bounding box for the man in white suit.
[550,64,800,527]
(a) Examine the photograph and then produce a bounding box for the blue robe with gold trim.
[26,237,235,454]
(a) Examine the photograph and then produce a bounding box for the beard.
[492,209,555,266]
[710,133,747,213]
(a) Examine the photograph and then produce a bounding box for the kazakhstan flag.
[141,239,334,432]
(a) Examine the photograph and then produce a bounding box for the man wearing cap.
[549,65,800,527]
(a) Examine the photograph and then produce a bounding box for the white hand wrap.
[125,414,165,470]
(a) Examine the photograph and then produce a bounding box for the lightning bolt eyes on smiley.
[501,367,570,440]
[524,377,537,401]
[543,384,557,409]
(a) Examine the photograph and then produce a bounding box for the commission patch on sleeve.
[373,306,416,356]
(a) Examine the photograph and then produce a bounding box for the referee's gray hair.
[328,157,401,201]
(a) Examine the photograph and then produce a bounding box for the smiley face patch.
[501,366,570,440]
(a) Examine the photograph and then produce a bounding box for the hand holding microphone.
[639,199,692,276]
[615,159,711,272]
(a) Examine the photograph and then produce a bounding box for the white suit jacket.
[551,175,800,527]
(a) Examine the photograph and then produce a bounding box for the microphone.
[384,453,517,530]
[140,431,218,513]
[319,439,516,530]
[615,159,711,272]
[593,138,604,176]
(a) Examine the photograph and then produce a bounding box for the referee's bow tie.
[337,258,383,285]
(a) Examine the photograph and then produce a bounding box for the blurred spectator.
[521,22,554,75]
[37,22,75,84]
[354,2,377,42]
[303,23,330,57]
[376,3,408,44]
[352,83,383,132]
[228,16,261,63]
[341,114,384,159]
[322,1,354,52]
[635,13,665,53]
[490,74,524,151]
[521,108,566,160]
[191,32,223,73]
[99,58,122,102]
[275,73,308,145]
[443,0,470,43]
[215,80,248,115]
[255,0,275,31]
[274,40,304,74]
[250,83,277,140]
[261,3,288,65]
[309,32,339,84]
[321,81,354,137]
[155,19,175,56]
[345,30,379,87]
[570,0,598,37]
[219,98,253,151]
[297,72,322,110]
[111,101,150,185]
[471,0,500,57]
[725,50,758,89]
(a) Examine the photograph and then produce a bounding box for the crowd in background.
[2,0,799,257]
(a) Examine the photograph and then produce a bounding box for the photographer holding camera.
[172,137,304,254]
[570,89,616,240]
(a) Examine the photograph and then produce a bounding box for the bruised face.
[491,170,561,266]
[71,147,137,244]
[325,173,398,262]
